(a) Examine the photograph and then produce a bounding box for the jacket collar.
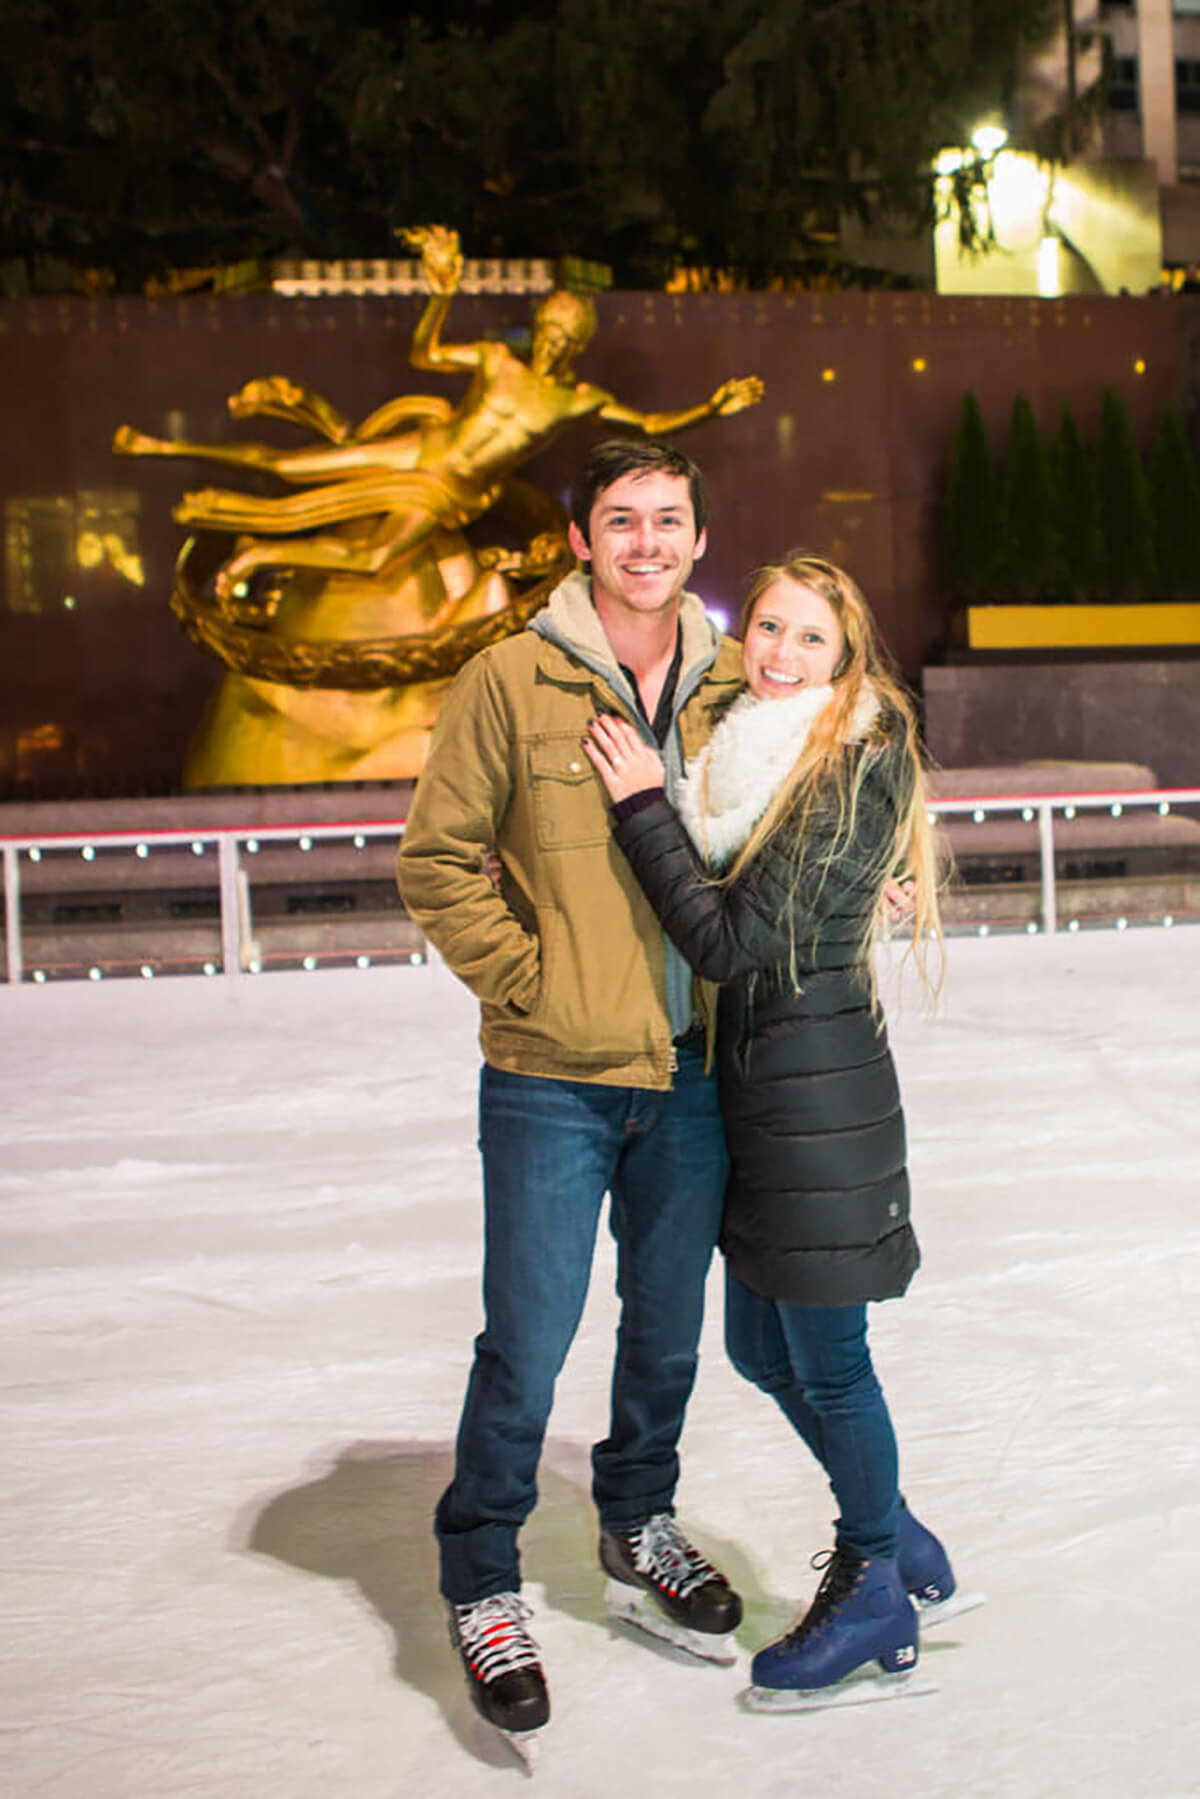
[529,568,726,693]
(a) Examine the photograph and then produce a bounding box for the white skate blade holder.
[604,1578,739,1666]
[915,1588,987,1629]
[493,1725,540,1775]
[746,1668,939,1714]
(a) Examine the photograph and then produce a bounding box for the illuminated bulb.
[88,966,102,980]
[355,955,371,969]
[245,838,259,853]
[971,123,1008,157]
[1025,921,1039,934]
[977,925,990,938]
[1063,805,1076,819]
[409,951,425,965]
[1068,919,1080,932]
[135,843,149,858]
[1163,914,1175,927]
[972,808,986,823]
[1133,358,1146,375]
[248,959,262,974]
[1115,917,1128,930]
[1158,801,1170,816]
[912,357,927,373]
[1110,803,1123,817]
[140,965,154,979]
[202,962,217,975]
[63,595,77,610]
[303,955,318,970]
[926,812,937,827]
[821,368,836,383]
[28,846,41,863]
[1021,807,1034,822]
[298,836,313,851]
[190,841,204,856]
[353,834,366,850]
[81,845,95,861]
[33,969,47,983]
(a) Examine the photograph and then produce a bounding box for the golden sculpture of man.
[113,225,764,783]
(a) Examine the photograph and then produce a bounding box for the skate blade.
[495,1726,541,1774]
[604,1579,739,1666]
[746,1669,938,1714]
[915,1589,987,1629]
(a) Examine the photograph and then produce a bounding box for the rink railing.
[2,786,1199,985]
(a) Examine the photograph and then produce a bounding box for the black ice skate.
[600,1513,743,1664]
[449,1592,549,1768]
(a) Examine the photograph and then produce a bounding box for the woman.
[583,553,965,1705]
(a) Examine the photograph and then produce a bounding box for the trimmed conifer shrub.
[1147,406,1200,597]
[944,392,1003,602]
[1096,387,1157,599]
[1050,405,1106,600]
[997,393,1059,599]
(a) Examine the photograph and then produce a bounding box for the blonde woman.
[584,554,965,1706]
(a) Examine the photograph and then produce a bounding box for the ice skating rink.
[3,927,1199,1799]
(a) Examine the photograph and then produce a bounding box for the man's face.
[568,470,706,621]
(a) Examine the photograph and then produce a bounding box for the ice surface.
[3,929,1199,1798]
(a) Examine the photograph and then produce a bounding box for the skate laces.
[453,1594,543,1684]
[630,1514,723,1600]
[780,1547,864,1648]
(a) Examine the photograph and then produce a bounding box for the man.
[397,438,745,1747]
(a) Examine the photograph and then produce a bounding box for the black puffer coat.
[612,733,918,1307]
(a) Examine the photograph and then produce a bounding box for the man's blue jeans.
[436,1044,729,1605]
[724,1273,901,1561]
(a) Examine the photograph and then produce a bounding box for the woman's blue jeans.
[436,1045,729,1605]
[724,1271,901,1561]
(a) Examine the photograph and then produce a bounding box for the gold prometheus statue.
[114,224,764,785]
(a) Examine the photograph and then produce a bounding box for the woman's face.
[742,576,845,701]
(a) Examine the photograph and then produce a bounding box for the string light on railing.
[972,808,986,823]
[1063,805,1076,819]
[409,951,425,965]
[1158,801,1171,816]
[88,966,102,980]
[926,812,937,827]
[190,841,205,856]
[81,845,95,861]
[248,959,262,974]
[977,924,990,937]
[245,839,260,854]
[355,954,371,968]
[1163,914,1175,927]
[298,836,313,852]
[139,965,155,979]
[136,843,149,858]
[1025,921,1039,934]
[1021,807,1035,822]
[353,834,366,850]
[302,955,318,970]
[1115,917,1128,930]
[32,969,47,983]
[1068,919,1080,932]
[1110,803,1123,817]
[27,846,41,862]
[203,962,218,975]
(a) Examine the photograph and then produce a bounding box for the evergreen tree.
[997,392,1059,599]
[1049,404,1105,600]
[1096,388,1157,600]
[1147,407,1200,597]
[944,393,1003,603]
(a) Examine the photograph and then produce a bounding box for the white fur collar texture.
[678,681,880,867]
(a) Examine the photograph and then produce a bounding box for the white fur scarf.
[677,681,880,868]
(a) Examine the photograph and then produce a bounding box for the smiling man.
[397,439,745,1754]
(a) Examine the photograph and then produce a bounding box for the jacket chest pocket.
[528,735,612,849]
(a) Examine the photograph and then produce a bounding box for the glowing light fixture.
[912,357,927,373]
[27,847,41,863]
[1036,235,1060,299]
[821,368,837,383]
[971,124,1008,157]
[136,843,149,858]
[1133,358,1146,375]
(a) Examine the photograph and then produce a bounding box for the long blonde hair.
[722,553,945,1000]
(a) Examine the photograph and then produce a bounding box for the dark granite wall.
[1,290,1195,796]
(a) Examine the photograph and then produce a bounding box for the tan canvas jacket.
[397,570,743,1089]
